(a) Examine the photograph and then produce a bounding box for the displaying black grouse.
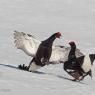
[64,41,78,70]
[19,32,61,71]
[63,41,83,80]
[63,41,95,81]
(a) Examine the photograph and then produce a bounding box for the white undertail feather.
[14,31,84,64]
[82,55,92,73]
[29,62,41,72]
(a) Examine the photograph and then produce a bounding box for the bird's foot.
[18,64,29,71]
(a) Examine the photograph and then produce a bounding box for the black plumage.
[63,42,95,81]
[64,42,82,71]
[33,32,61,66]
[63,42,84,81]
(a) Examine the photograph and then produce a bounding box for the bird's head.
[69,41,76,47]
[55,32,62,38]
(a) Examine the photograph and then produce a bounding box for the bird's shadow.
[0,63,46,74]
[0,63,18,69]
[0,63,87,84]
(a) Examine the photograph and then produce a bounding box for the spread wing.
[14,31,41,57]
[50,46,84,64]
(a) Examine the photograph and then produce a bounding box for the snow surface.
[0,0,95,95]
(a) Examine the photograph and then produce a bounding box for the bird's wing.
[50,46,84,64]
[14,31,41,57]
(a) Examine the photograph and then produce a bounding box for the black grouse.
[63,41,83,80]
[63,41,95,81]
[19,32,61,71]
[31,32,61,66]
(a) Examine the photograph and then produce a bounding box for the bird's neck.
[68,46,76,59]
[47,34,56,41]
[43,34,56,46]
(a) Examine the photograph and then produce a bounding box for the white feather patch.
[29,62,41,72]
[82,55,92,73]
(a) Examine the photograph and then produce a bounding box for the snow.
[0,0,95,95]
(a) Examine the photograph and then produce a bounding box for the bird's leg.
[65,69,84,81]
[65,70,77,81]
[79,71,92,81]
[71,71,85,81]
[28,58,35,68]
[70,71,81,81]
[18,58,35,71]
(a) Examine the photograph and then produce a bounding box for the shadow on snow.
[0,63,87,84]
